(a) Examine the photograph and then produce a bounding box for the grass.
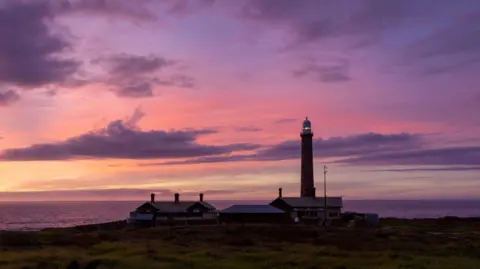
[0,219,479,268]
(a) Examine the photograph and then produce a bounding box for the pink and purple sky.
[0,0,479,201]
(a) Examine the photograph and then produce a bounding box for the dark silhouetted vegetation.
[0,218,479,268]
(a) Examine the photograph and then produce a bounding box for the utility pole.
[324,165,328,226]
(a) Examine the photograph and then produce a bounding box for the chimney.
[150,193,155,203]
[278,188,283,198]
[199,193,204,202]
[174,193,179,204]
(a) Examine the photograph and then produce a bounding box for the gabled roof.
[197,201,216,210]
[272,197,343,208]
[138,201,216,213]
[221,205,285,214]
[151,202,194,212]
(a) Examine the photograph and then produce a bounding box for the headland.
[0,217,478,269]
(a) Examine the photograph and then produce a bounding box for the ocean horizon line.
[1,198,479,203]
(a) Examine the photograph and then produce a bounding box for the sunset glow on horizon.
[0,0,479,201]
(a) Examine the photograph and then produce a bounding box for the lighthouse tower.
[300,117,315,197]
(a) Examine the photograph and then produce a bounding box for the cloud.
[274,118,296,124]
[293,59,350,83]
[419,58,480,76]
[369,166,480,172]
[160,74,196,88]
[0,89,20,107]
[0,1,80,87]
[241,0,431,49]
[401,11,480,75]
[54,0,217,20]
[234,126,262,132]
[146,155,251,166]
[53,0,158,21]
[255,132,423,161]
[343,146,480,166]
[115,81,154,98]
[241,0,480,81]
[100,54,174,78]
[405,12,480,61]
[124,106,145,127]
[0,188,237,201]
[157,132,424,165]
[0,109,259,161]
[44,88,58,97]
[95,54,195,98]
[167,0,216,15]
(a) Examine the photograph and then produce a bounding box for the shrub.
[0,232,40,247]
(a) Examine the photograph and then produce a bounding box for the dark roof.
[221,205,285,214]
[271,197,343,208]
[138,201,216,213]
[198,201,216,210]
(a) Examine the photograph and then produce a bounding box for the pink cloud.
[0,0,479,200]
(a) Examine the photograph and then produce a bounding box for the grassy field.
[0,218,479,269]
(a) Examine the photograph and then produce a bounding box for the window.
[328,211,338,218]
[193,209,200,213]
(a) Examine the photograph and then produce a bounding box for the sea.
[1,200,479,231]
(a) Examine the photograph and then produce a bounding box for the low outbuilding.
[219,205,291,224]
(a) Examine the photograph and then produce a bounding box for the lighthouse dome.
[302,117,312,134]
[303,117,311,129]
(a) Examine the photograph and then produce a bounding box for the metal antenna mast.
[324,165,328,226]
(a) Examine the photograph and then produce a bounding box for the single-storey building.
[219,205,291,224]
[128,193,218,225]
[269,189,343,222]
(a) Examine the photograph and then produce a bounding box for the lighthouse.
[269,117,343,222]
[300,117,315,197]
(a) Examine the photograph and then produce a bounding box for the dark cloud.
[142,155,252,166]
[156,132,480,168]
[0,188,236,201]
[96,54,195,98]
[343,146,480,166]
[241,0,480,81]
[274,118,297,124]
[0,1,80,88]
[99,54,174,78]
[255,132,423,161]
[182,189,236,197]
[419,58,480,77]
[369,166,480,172]
[0,89,20,106]
[242,0,434,50]
[162,74,196,88]
[241,0,480,80]
[401,11,480,75]
[242,0,320,23]
[115,82,153,98]
[234,126,262,132]
[97,54,169,98]
[158,132,424,165]
[0,109,259,161]
[293,59,350,83]
[405,12,480,61]
[53,0,158,21]
[167,0,216,15]
[54,0,217,19]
